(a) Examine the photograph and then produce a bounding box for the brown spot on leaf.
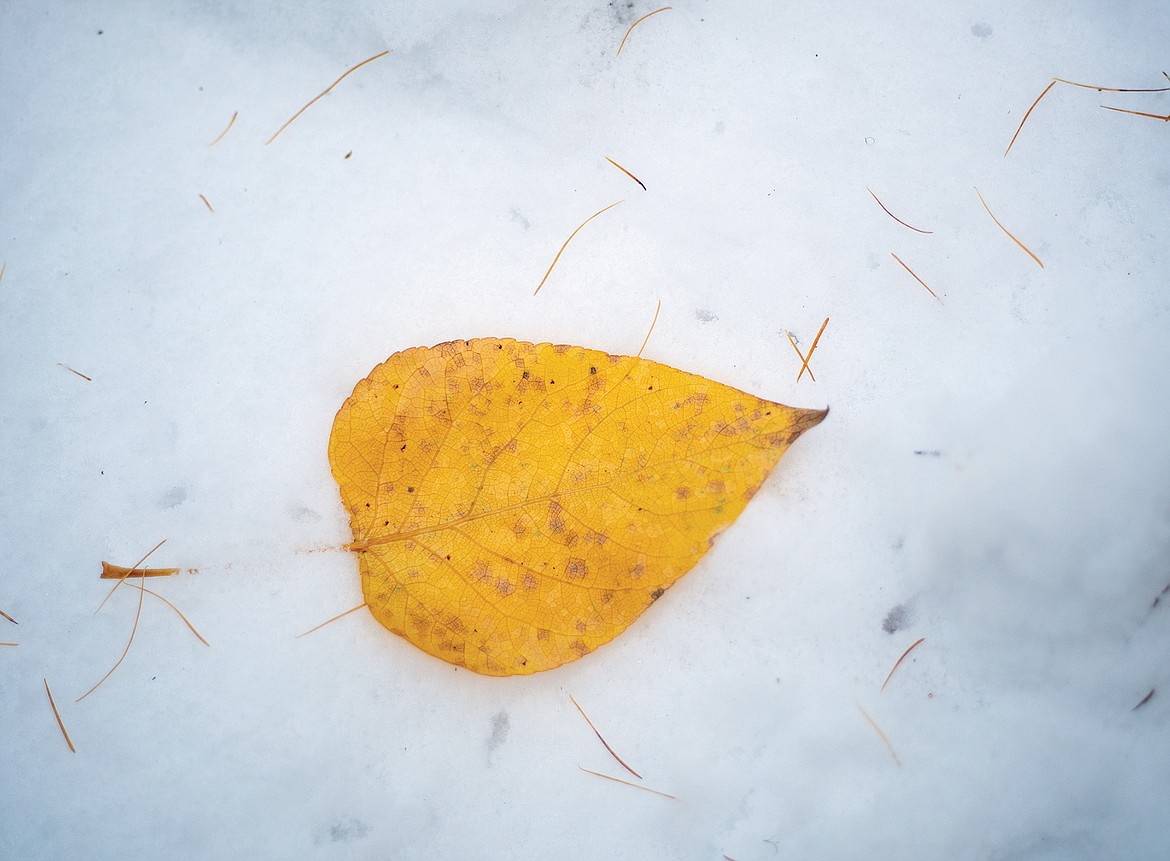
[650,587,665,601]
[496,578,515,597]
[676,486,692,500]
[566,558,588,579]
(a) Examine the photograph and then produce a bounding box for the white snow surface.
[2,2,1169,859]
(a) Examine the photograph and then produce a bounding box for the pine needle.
[1100,105,1170,122]
[636,299,662,358]
[1053,77,1170,93]
[866,188,933,234]
[578,765,676,799]
[533,200,623,295]
[616,7,673,57]
[96,539,167,612]
[131,582,210,647]
[570,694,642,778]
[890,253,941,302]
[78,562,148,702]
[1004,80,1056,157]
[57,363,92,381]
[605,156,647,190]
[857,704,900,766]
[785,333,816,383]
[881,637,925,692]
[199,194,214,212]
[266,50,391,145]
[974,187,1044,268]
[796,318,829,383]
[208,111,238,146]
[296,602,369,638]
[1,608,18,625]
[0,642,17,647]
[45,679,76,752]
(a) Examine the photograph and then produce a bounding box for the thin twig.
[208,111,238,146]
[534,200,623,295]
[881,637,925,692]
[974,187,1044,268]
[857,704,900,766]
[578,765,676,799]
[45,680,76,752]
[890,253,941,302]
[616,7,672,57]
[605,156,647,190]
[296,602,368,638]
[866,188,933,234]
[266,50,391,145]
[101,561,180,579]
[636,299,662,359]
[569,694,642,778]
[0,608,18,625]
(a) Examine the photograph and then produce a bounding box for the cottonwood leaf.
[329,339,826,676]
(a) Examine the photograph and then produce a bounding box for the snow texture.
[1,2,1168,859]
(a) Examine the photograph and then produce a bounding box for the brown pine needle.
[0,260,6,285]
[866,188,933,234]
[96,539,167,613]
[266,49,390,145]
[881,636,925,692]
[569,694,642,778]
[1053,77,1170,93]
[1,608,17,624]
[533,200,623,295]
[101,561,180,579]
[616,7,672,57]
[890,253,941,302]
[636,299,662,358]
[0,642,17,647]
[1100,105,1170,122]
[296,602,369,638]
[129,581,210,647]
[1004,80,1056,157]
[856,704,900,766]
[605,156,647,190]
[199,194,214,212]
[78,563,148,702]
[208,111,238,146]
[45,680,76,752]
[57,363,92,381]
[1132,688,1155,711]
[785,333,816,383]
[974,187,1044,268]
[578,765,676,799]
[796,318,829,383]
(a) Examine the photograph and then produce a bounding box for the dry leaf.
[329,339,825,675]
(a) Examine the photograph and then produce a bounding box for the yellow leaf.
[329,339,826,676]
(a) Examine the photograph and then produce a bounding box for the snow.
[2,2,1168,858]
